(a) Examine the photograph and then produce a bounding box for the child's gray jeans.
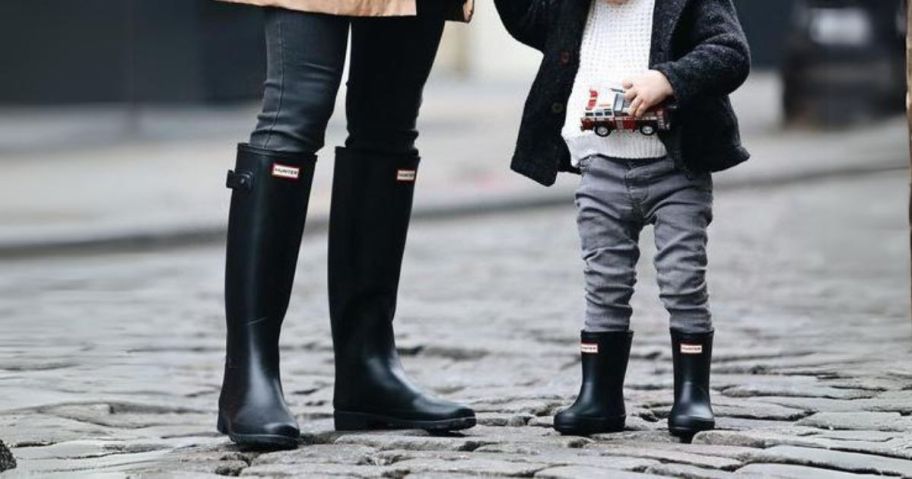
[575,155,714,334]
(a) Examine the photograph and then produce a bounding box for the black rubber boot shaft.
[554,330,633,436]
[669,330,715,438]
[218,144,316,449]
[328,146,475,432]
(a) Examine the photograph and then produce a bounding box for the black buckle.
[226,170,254,191]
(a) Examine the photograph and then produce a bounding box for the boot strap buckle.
[226,170,254,191]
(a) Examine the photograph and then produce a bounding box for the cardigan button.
[551,102,565,114]
[559,51,572,65]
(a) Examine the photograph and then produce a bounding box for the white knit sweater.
[562,0,667,165]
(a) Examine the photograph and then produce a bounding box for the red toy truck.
[580,88,673,137]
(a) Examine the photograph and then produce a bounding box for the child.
[494,0,750,437]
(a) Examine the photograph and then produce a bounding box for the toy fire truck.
[580,87,673,137]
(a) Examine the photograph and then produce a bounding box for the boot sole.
[334,411,476,432]
[669,420,715,438]
[553,415,626,436]
[217,416,299,450]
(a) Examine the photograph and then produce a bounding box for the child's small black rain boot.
[553,330,633,435]
[668,330,716,439]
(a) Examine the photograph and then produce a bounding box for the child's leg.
[644,165,716,437]
[555,156,641,436]
[575,157,644,333]
[649,172,713,334]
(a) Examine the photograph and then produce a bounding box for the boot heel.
[334,411,376,431]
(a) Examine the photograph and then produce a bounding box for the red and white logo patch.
[680,344,703,355]
[581,343,599,354]
[272,163,301,180]
[397,169,417,182]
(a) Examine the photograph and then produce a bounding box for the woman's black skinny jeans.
[249,3,447,156]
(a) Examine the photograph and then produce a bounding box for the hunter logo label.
[272,164,300,180]
[681,344,703,355]
[580,343,599,354]
[397,169,417,182]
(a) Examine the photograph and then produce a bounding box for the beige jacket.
[221,0,474,22]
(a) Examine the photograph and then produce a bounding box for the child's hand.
[622,71,674,118]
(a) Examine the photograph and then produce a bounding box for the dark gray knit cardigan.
[494,0,752,186]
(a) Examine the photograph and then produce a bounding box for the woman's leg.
[249,8,349,153]
[327,1,476,431]
[219,8,348,449]
[344,0,448,154]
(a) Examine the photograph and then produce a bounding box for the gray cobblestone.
[535,466,665,478]
[698,428,912,462]
[1,172,910,477]
[797,412,912,432]
[734,464,884,479]
[645,463,741,479]
[368,448,660,472]
[591,444,743,470]
[742,446,912,477]
[386,457,551,477]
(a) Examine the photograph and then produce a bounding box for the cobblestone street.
[1,169,911,478]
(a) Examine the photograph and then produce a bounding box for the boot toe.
[221,405,300,438]
[455,405,476,419]
[403,395,475,420]
[669,418,714,437]
[420,397,476,430]
[430,402,476,431]
[335,395,476,432]
[668,406,715,436]
[219,414,300,450]
[260,420,301,438]
[434,400,476,420]
[227,417,300,438]
[553,407,625,436]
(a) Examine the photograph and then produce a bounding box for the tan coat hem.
[219,0,473,21]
